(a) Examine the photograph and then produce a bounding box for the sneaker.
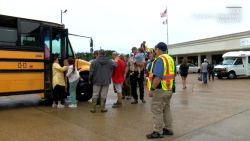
[146,131,163,139]
[163,128,174,135]
[52,103,57,108]
[112,102,122,108]
[131,100,138,104]
[141,99,146,104]
[68,104,77,108]
[57,104,65,108]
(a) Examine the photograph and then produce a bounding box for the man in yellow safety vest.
[146,42,175,139]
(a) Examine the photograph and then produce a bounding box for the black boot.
[100,98,108,112]
[146,131,163,139]
[90,98,97,113]
[163,128,174,135]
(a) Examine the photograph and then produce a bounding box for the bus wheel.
[76,80,93,101]
[228,71,237,79]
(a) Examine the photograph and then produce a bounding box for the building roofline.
[169,30,250,48]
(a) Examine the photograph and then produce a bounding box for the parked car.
[176,63,200,73]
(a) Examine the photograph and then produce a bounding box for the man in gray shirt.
[89,49,117,113]
[201,59,208,84]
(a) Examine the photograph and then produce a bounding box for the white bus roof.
[223,51,250,58]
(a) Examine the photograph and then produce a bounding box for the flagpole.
[166,8,169,45]
[161,7,169,44]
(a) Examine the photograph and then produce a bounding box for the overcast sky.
[0,0,249,53]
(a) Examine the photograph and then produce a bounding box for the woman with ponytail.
[66,58,80,108]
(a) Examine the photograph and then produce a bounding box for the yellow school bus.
[0,14,92,101]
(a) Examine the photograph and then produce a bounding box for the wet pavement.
[0,74,250,141]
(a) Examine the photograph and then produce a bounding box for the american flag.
[160,9,167,18]
[163,19,168,24]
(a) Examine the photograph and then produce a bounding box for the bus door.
[43,27,69,98]
[43,27,52,98]
[234,57,245,75]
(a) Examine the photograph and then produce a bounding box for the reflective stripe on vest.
[147,54,175,91]
[160,55,175,90]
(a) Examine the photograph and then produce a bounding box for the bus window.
[234,58,243,65]
[0,15,17,46]
[20,20,40,47]
[44,33,51,60]
[52,32,61,57]
[0,27,17,46]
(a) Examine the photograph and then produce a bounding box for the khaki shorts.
[113,83,122,94]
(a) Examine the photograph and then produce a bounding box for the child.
[134,48,145,74]
[66,58,80,108]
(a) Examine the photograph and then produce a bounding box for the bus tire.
[76,80,93,101]
[228,71,237,79]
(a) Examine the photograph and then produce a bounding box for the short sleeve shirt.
[152,58,164,79]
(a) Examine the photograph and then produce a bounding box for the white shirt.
[66,65,80,82]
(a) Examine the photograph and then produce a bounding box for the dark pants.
[53,85,65,103]
[202,72,208,84]
[130,71,144,101]
[122,77,131,97]
[209,71,214,80]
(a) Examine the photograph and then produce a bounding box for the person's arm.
[179,65,182,74]
[150,58,163,92]
[53,63,68,72]
[89,62,95,83]
[151,76,161,90]
[112,60,117,69]
[125,60,131,75]
[149,59,164,97]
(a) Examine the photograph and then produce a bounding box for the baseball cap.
[155,42,168,51]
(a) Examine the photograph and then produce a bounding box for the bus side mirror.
[90,38,93,53]
[90,38,93,47]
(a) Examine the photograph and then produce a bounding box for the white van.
[214,51,250,79]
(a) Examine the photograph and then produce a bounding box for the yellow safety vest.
[147,54,175,91]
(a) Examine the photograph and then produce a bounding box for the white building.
[168,30,250,66]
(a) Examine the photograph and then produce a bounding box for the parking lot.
[0,74,250,141]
